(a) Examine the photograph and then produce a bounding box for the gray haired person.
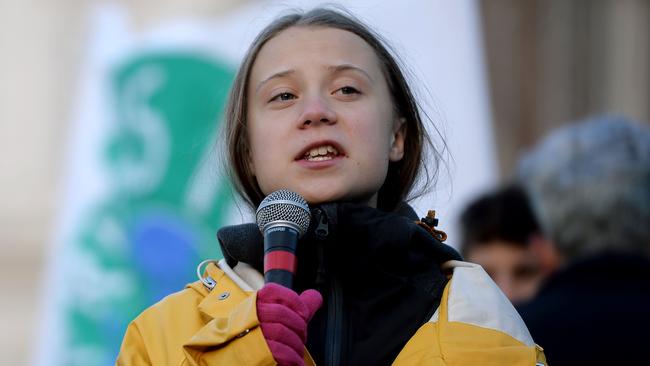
[516,115,650,366]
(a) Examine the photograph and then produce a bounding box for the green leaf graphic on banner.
[62,53,235,366]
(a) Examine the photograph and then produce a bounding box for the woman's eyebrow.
[328,64,374,82]
[255,64,372,92]
[256,69,295,92]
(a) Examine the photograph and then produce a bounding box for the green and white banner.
[38,4,238,365]
[63,54,234,364]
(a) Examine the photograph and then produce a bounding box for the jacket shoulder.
[117,260,275,366]
[394,260,547,366]
[117,274,214,365]
[143,281,208,317]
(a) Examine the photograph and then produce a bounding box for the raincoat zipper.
[313,208,344,366]
[326,278,343,366]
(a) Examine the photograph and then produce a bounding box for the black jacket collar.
[215,202,462,365]
[215,202,455,271]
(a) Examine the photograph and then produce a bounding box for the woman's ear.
[389,117,406,162]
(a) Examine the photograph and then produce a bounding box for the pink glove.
[256,283,323,366]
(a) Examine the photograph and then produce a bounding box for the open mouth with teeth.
[301,144,341,162]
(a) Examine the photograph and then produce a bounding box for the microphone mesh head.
[256,190,311,236]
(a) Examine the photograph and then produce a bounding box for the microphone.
[256,190,311,288]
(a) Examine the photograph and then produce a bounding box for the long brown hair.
[224,7,441,211]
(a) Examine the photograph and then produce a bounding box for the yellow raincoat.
[117,260,546,365]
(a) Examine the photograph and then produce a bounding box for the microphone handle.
[263,225,299,288]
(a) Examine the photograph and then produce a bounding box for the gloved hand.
[256,283,323,366]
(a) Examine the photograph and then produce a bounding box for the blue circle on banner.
[131,212,198,303]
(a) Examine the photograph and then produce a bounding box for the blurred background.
[0,0,647,365]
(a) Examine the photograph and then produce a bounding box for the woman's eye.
[270,92,296,102]
[338,86,360,95]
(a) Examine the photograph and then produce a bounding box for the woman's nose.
[299,95,337,128]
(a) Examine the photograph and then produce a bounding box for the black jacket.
[217,202,461,366]
[517,251,650,366]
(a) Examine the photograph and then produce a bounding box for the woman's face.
[246,26,405,206]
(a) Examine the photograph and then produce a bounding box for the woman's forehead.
[249,26,383,84]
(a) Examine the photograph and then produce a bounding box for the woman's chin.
[289,187,344,205]
[300,192,344,206]
[299,190,377,208]
[259,183,377,207]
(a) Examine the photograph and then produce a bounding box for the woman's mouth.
[302,144,341,162]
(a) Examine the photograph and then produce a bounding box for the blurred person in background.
[459,184,548,305]
[516,115,650,365]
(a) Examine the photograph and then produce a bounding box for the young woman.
[117,7,545,366]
